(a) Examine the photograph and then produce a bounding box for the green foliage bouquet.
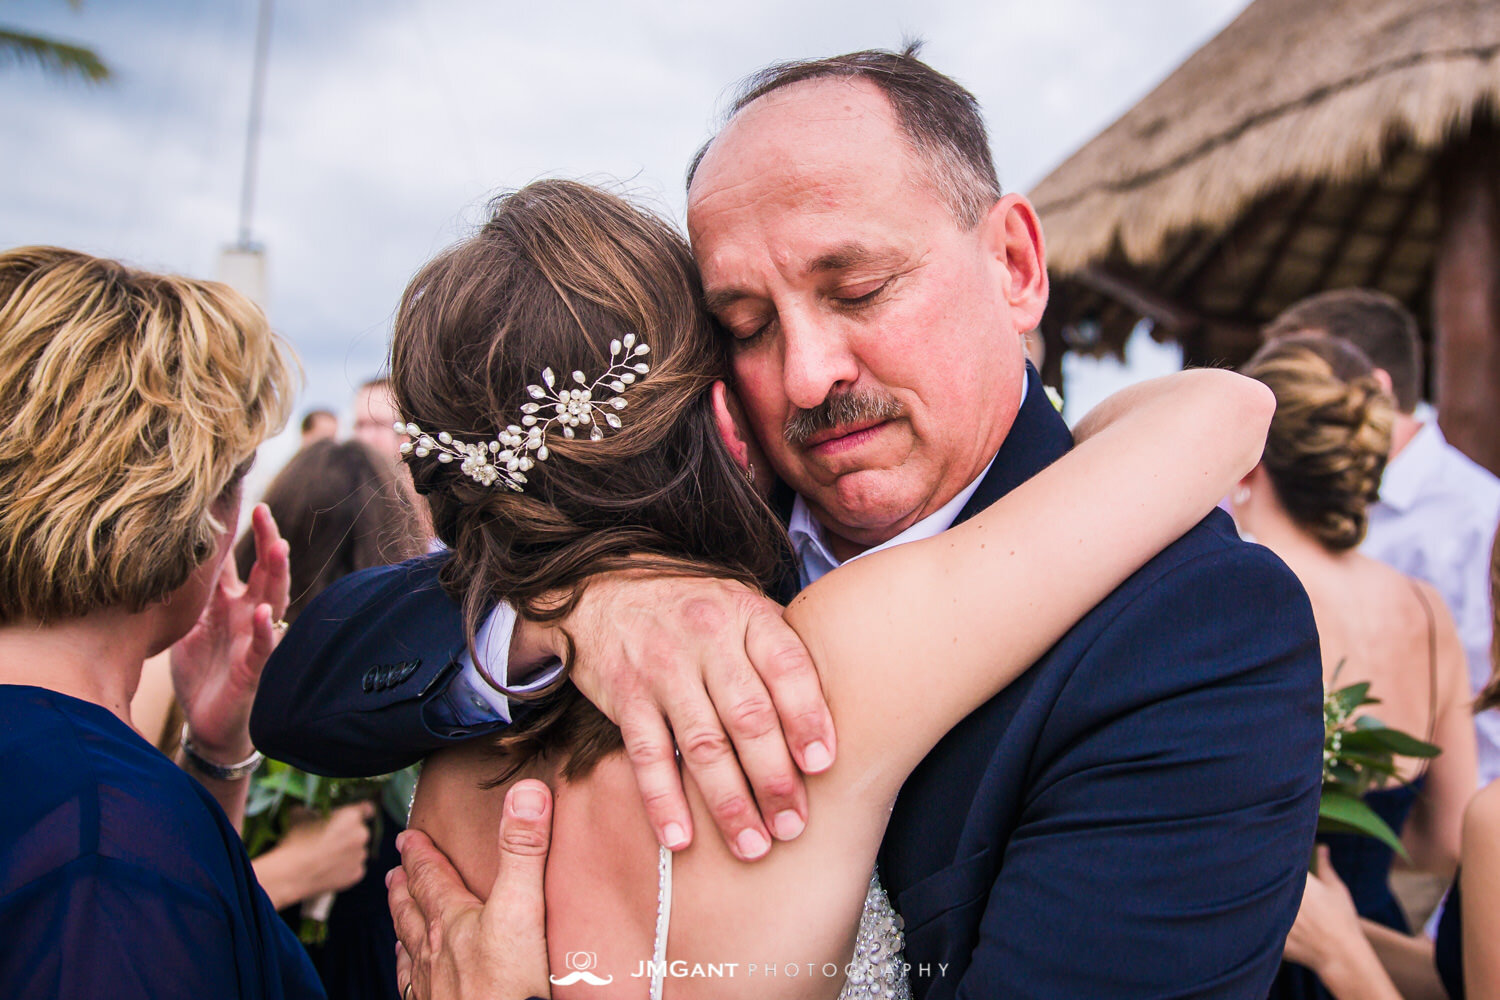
[243,760,417,943]
[1319,672,1439,857]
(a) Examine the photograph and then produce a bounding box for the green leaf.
[1328,658,1349,688]
[1331,682,1373,715]
[1316,816,1373,839]
[1325,763,1364,788]
[1318,791,1409,859]
[0,29,110,82]
[1335,752,1401,778]
[1342,725,1441,759]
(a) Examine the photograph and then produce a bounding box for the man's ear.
[1371,367,1395,399]
[980,193,1049,334]
[711,381,751,473]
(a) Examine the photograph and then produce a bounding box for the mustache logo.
[549,971,615,986]
[552,951,613,986]
[783,388,903,447]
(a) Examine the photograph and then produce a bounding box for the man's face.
[687,78,1046,554]
[302,412,338,444]
[353,384,404,458]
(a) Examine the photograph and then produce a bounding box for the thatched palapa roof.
[1029,0,1500,363]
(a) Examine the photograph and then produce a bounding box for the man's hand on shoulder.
[541,571,835,860]
[390,781,554,1000]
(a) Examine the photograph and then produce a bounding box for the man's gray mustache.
[783,389,904,446]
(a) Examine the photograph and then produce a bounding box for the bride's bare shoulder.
[408,742,510,895]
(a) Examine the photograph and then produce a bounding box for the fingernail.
[802,740,832,772]
[385,868,395,888]
[511,786,546,819]
[662,822,688,850]
[395,831,409,851]
[772,810,804,841]
[736,827,770,860]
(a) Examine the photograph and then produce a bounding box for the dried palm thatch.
[1030,0,1500,362]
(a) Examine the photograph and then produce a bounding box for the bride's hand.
[545,571,835,861]
[171,503,291,761]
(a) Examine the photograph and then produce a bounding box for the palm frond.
[0,28,110,83]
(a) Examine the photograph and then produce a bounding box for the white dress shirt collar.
[1378,420,1443,513]
[789,371,1025,587]
[789,452,998,588]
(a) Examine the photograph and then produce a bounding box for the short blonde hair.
[0,247,297,622]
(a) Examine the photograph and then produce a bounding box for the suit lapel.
[953,363,1073,527]
[764,364,1069,600]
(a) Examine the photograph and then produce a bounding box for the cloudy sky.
[3,0,1244,481]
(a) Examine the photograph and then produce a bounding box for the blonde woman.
[0,248,318,999]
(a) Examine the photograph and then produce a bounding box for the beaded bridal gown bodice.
[648,846,911,1000]
[840,870,913,999]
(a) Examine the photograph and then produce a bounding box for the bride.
[389,179,1272,999]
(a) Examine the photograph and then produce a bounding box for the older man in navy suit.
[254,45,1322,999]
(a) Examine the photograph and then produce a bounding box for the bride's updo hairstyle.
[1241,333,1393,552]
[391,180,788,778]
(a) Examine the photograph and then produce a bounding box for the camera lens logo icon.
[551,951,613,987]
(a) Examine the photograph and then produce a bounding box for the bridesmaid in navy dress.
[0,248,322,999]
[1274,527,1500,999]
[1230,335,1477,1000]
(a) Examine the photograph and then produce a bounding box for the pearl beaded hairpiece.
[396,333,651,492]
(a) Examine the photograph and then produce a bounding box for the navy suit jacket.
[253,364,1323,998]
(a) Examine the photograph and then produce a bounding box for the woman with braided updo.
[1233,334,1477,1000]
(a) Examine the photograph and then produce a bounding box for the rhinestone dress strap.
[651,844,672,1000]
[840,872,912,999]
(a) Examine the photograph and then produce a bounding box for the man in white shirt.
[1268,289,1500,785]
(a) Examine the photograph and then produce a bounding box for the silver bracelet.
[179,723,264,781]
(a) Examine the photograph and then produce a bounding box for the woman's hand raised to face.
[171,503,291,762]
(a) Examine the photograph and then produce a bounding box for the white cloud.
[3,0,1247,468]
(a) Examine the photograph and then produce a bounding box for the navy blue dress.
[1267,779,1425,1000]
[0,685,324,1000]
[283,803,402,1000]
[1435,875,1464,1000]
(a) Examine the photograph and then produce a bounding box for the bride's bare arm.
[786,368,1274,801]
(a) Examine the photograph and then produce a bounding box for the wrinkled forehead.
[687,77,925,240]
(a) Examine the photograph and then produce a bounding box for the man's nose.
[779,307,859,411]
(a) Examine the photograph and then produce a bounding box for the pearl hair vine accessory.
[396,333,651,492]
